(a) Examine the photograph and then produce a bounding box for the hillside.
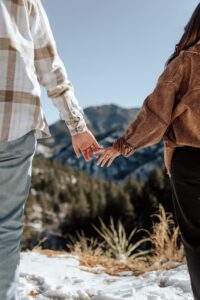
[22,155,173,251]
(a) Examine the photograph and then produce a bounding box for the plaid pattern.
[0,0,87,142]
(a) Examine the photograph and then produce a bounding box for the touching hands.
[72,131,121,167]
[72,130,101,161]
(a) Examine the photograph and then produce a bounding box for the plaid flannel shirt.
[0,0,88,142]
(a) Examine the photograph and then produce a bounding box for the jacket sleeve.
[29,0,88,135]
[113,52,187,156]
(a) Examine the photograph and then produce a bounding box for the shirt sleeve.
[112,52,188,157]
[29,0,88,135]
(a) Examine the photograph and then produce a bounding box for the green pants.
[0,130,37,300]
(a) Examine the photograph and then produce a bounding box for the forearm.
[48,86,88,135]
[112,83,176,156]
[34,55,87,134]
[35,56,88,135]
[113,103,167,156]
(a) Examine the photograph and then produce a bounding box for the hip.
[170,145,200,178]
[0,129,37,157]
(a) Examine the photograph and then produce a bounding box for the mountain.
[36,104,165,181]
[84,104,141,135]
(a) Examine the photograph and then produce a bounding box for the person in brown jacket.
[96,3,200,300]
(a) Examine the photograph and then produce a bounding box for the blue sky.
[41,0,199,125]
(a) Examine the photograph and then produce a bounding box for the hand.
[95,146,121,167]
[72,130,101,161]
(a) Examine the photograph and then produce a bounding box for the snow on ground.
[18,251,194,300]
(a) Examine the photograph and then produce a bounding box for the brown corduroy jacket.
[113,42,200,177]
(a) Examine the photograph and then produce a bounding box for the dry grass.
[67,230,105,257]
[28,290,39,297]
[78,253,150,276]
[92,217,152,261]
[147,203,186,270]
[31,248,150,276]
[27,203,186,277]
[67,204,186,275]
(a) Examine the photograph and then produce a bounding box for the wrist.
[71,128,88,135]
[69,122,89,136]
[113,137,136,157]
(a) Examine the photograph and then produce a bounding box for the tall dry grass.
[147,203,185,271]
[92,217,152,262]
[67,230,105,257]
[32,204,186,276]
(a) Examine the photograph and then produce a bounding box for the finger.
[73,145,81,158]
[107,155,117,167]
[93,151,101,159]
[97,151,109,166]
[84,136,100,151]
[101,151,118,167]
[81,149,89,161]
[100,155,111,167]
[93,149,105,159]
[98,151,112,167]
[94,148,105,154]
[90,142,103,152]
[87,147,93,160]
[92,140,101,149]
[95,152,103,159]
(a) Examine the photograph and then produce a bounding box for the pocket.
[169,147,184,176]
[24,130,37,155]
[7,130,37,156]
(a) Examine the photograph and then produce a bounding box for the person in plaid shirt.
[0,0,99,298]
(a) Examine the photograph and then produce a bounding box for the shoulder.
[184,42,200,56]
[157,50,191,85]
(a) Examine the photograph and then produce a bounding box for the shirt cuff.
[113,137,136,157]
[65,117,88,136]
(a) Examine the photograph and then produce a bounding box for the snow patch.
[18,251,193,300]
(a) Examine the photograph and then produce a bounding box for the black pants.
[170,145,200,300]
